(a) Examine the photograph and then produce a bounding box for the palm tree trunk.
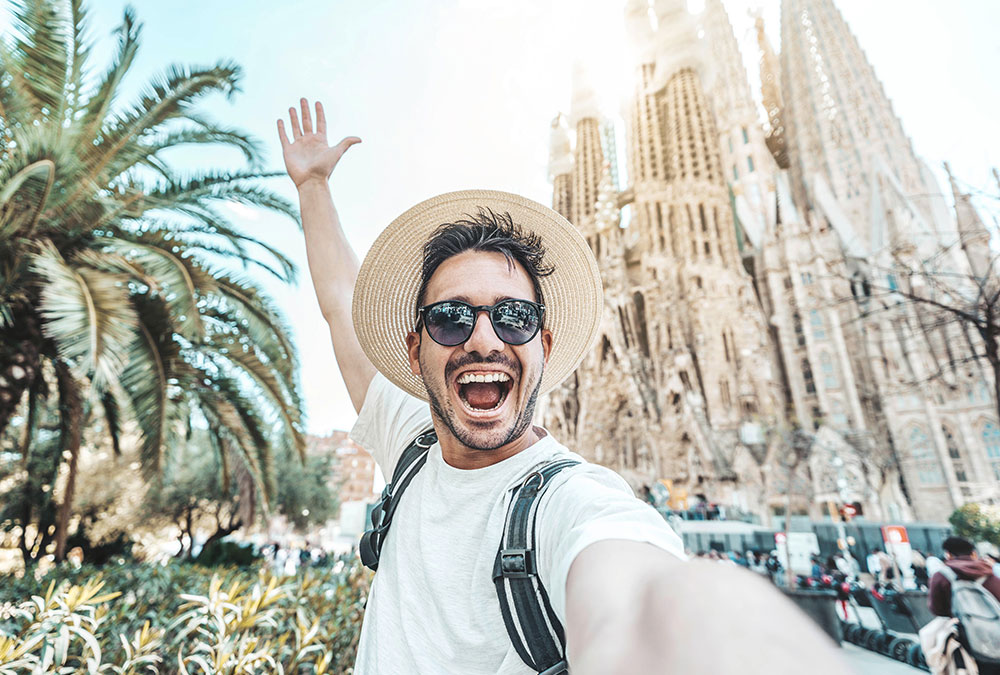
[0,338,42,438]
[53,361,83,562]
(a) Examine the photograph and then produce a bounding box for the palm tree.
[0,0,304,565]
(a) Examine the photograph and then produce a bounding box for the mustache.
[445,353,520,381]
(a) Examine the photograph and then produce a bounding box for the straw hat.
[352,189,604,401]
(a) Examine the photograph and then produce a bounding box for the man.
[929,536,1000,616]
[928,536,1000,674]
[278,98,848,674]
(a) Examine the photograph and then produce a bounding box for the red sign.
[882,525,909,545]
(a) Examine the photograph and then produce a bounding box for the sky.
[4,0,999,435]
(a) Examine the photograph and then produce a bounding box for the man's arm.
[277,99,375,412]
[565,540,849,674]
[927,571,950,616]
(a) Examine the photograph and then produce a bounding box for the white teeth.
[456,372,512,385]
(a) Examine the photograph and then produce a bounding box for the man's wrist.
[296,176,332,196]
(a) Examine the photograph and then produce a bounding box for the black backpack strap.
[492,458,580,675]
[359,429,436,571]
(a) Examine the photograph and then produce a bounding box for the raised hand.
[277,98,361,188]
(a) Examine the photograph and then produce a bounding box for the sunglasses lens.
[424,302,474,346]
[491,300,541,345]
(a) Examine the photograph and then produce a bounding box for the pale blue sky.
[5,1,999,434]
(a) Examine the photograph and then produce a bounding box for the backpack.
[940,564,1000,666]
[359,430,579,675]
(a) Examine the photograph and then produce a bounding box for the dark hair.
[415,208,555,316]
[942,536,975,557]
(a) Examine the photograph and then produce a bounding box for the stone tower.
[779,0,948,244]
[544,0,787,516]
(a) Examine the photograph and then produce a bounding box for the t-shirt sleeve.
[349,373,433,477]
[535,466,686,623]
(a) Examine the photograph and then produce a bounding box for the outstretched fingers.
[277,119,290,147]
[300,98,313,134]
[288,106,303,139]
[315,101,326,134]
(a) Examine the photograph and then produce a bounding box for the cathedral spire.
[946,162,992,280]
[780,0,933,242]
[755,13,788,169]
[549,114,574,220]
[569,62,605,230]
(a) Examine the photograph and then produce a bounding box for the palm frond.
[211,273,298,381]
[121,294,179,476]
[0,159,55,237]
[210,345,305,462]
[101,233,208,340]
[73,6,140,147]
[66,61,243,200]
[32,240,138,392]
[7,0,71,115]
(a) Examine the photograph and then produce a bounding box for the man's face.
[405,250,552,451]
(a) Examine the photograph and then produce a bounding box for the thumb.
[336,136,362,153]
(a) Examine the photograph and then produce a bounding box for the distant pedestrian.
[928,536,1000,674]
[912,549,929,589]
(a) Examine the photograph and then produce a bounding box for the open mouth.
[455,371,513,412]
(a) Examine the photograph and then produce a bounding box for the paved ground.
[841,644,923,674]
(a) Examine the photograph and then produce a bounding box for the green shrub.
[949,503,1000,548]
[0,558,370,673]
[194,540,260,568]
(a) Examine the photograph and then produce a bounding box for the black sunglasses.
[417,299,545,347]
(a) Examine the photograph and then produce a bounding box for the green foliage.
[0,560,371,673]
[949,503,1000,548]
[194,540,259,568]
[274,447,340,532]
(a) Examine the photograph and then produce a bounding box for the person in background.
[928,536,1000,675]
[911,548,929,589]
[930,537,1000,615]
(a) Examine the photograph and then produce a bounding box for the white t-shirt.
[350,374,684,674]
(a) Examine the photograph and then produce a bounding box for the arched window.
[820,352,838,389]
[910,427,944,485]
[810,309,826,340]
[983,422,1000,481]
[793,313,806,347]
[802,358,815,394]
[829,399,848,429]
[942,425,968,483]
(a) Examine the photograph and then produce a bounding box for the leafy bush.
[194,541,260,569]
[0,558,370,673]
[949,503,1000,548]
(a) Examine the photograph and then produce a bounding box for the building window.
[802,358,815,394]
[820,352,838,389]
[733,165,739,181]
[983,422,1000,480]
[910,427,944,485]
[721,379,731,407]
[801,271,814,285]
[830,399,848,429]
[810,309,826,340]
[747,156,755,173]
[741,126,749,144]
[943,426,968,483]
[793,312,806,347]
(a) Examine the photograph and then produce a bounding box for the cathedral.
[542,0,998,524]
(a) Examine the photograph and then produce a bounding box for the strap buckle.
[538,660,568,675]
[495,548,536,580]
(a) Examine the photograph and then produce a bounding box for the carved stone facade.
[542,0,998,524]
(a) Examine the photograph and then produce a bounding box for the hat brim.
[352,189,604,402]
